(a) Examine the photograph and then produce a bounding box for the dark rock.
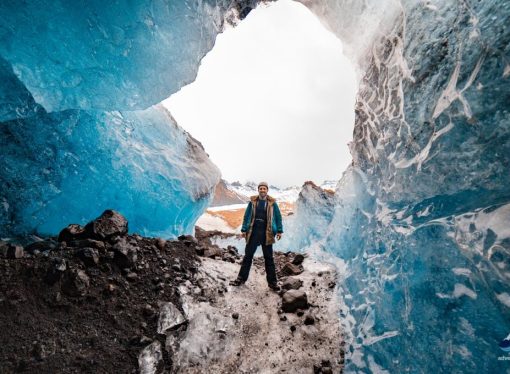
[68,239,106,251]
[304,314,315,325]
[281,262,303,276]
[321,359,331,367]
[62,269,90,297]
[76,248,99,267]
[177,235,198,246]
[232,312,239,319]
[290,325,296,332]
[292,253,305,265]
[0,243,24,259]
[281,289,308,313]
[328,281,335,289]
[280,315,287,321]
[171,264,182,272]
[24,240,58,253]
[113,237,138,268]
[296,310,304,317]
[227,245,238,255]
[311,280,317,287]
[58,224,87,242]
[45,258,67,284]
[155,238,166,250]
[281,276,303,290]
[84,210,128,240]
[204,245,223,259]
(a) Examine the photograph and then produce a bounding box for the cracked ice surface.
[293,1,510,372]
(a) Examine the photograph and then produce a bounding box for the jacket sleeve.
[273,202,283,233]
[241,202,252,232]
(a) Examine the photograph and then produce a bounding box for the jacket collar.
[250,195,275,203]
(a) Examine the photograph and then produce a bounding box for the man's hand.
[276,233,282,241]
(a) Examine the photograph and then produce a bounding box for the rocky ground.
[0,210,344,373]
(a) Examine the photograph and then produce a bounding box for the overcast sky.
[163,0,357,188]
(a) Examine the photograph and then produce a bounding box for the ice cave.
[0,0,509,373]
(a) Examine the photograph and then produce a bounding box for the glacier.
[1,105,220,238]
[0,0,509,373]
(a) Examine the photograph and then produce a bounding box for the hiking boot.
[268,282,281,292]
[229,277,245,286]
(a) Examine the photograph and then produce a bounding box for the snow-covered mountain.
[226,179,337,204]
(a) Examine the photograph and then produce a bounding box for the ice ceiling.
[0,0,509,372]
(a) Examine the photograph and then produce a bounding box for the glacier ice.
[0,0,257,114]
[0,0,509,373]
[293,0,510,373]
[1,105,220,238]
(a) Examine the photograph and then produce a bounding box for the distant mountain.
[210,179,249,207]
[227,180,338,203]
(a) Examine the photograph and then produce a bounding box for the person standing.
[229,181,283,291]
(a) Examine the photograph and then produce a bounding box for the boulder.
[58,224,87,242]
[62,269,90,296]
[76,248,100,267]
[281,262,303,276]
[113,237,138,268]
[84,210,128,240]
[281,289,308,313]
[281,276,303,290]
[292,253,305,265]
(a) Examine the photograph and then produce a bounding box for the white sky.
[163,0,357,188]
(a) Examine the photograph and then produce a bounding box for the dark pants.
[237,225,277,285]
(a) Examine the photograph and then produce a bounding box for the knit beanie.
[258,181,269,189]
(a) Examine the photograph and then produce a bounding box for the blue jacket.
[241,195,283,245]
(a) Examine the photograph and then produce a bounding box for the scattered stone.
[113,237,138,268]
[280,315,287,321]
[311,280,317,287]
[328,281,335,289]
[296,310,304,317]
[76,248,99,267]
[155,238,166,251]
[281,289,308,313]
[304,314,315,325]
[0,243,24,259]
[45,258,67,284]
[203,245,223,259]
[24,240,58,253]
[68,239,106,251]
[171,264,182,272]
[85,210,128,240]
[126,272,138,281]
[290,325,296,332]
[232,312,239,319]
[281,276,303,290]
[281,262,303,276]
[138,341,163,374]
[62,269,90,297]
[157,302,186,334]
[58,224,87,242]
[292,253,305,265]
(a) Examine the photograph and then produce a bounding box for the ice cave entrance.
[163,0,357,189]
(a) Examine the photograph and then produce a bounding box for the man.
[229,181,283,291]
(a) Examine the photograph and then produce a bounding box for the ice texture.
[1,105,220,238]
[294,0,510,372]
[0,0,258,114]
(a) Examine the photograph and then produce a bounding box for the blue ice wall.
[0,0,254,114]
[0,0,261,238]
[1,105,220,238]
[298,0,510,372]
